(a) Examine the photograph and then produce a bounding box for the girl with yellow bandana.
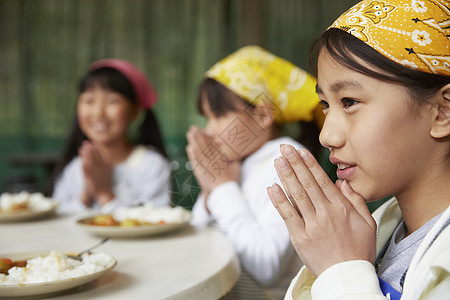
[187,46,322,299]
[267,0,450,299]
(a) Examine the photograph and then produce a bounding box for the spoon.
[66,237,110,261]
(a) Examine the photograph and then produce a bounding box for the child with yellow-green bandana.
[187,45,323,299]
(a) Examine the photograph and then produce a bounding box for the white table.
[1,213,240,299]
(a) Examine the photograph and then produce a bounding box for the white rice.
[0,251,115,285]
[113,203,192,224]
[0,192,56,212]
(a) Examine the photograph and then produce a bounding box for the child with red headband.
[52,59,171,212]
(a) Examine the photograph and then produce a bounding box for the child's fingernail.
[281,144,295,157]
[343,180,352,192]
[299,149,309,160]
[276,157,288,169]
[271,183,281,194]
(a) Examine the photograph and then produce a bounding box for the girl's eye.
[319,100,329,110]
[80,96,93,104]
[107,97,120,104]
[341,98,358,108]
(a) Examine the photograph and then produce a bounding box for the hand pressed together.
[79,141,114,207]
[186,126,240,204]
[267,144,377,277]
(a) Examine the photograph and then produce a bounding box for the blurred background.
[1,0,388,211]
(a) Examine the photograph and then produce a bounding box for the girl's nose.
[91,101,106,117]
[319,112,345,150]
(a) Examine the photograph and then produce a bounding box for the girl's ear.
[430,83,450,139]
[253,100,275,130]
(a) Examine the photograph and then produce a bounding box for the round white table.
[0,213,240,299]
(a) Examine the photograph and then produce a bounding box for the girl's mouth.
[91,122,109,133]
[336,163,356,180]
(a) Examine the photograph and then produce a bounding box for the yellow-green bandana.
[206,46,321,124]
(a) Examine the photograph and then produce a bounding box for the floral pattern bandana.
[205,46,321,124]
[330,0,450,76]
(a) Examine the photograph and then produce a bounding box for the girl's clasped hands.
[78,141,114,208]
[186,125,240,204]
[268,144,376,277]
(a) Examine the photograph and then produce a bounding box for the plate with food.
[77,204,192,238]
[0,250,116,297]
[0,192,59,222]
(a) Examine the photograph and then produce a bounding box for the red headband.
[89,59,158,109]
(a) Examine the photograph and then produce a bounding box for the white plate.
[0,202,59,223]
[76,216,190,238]
[0,251,117,298]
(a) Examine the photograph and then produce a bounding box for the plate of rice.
[0,250,116,297]
[77,204,192,238]
[0,192,59,222]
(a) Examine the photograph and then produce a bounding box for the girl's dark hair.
[310,28,450,106]
[197,78,322,158]
[197,78,245,117]
[50,67,167,192]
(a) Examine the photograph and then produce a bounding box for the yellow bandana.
[331,0,450,76]
[205,46,321,124]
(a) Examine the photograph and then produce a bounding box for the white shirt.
[284,199,450,300]
[53,146,171,213]
[191,136,304,299]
